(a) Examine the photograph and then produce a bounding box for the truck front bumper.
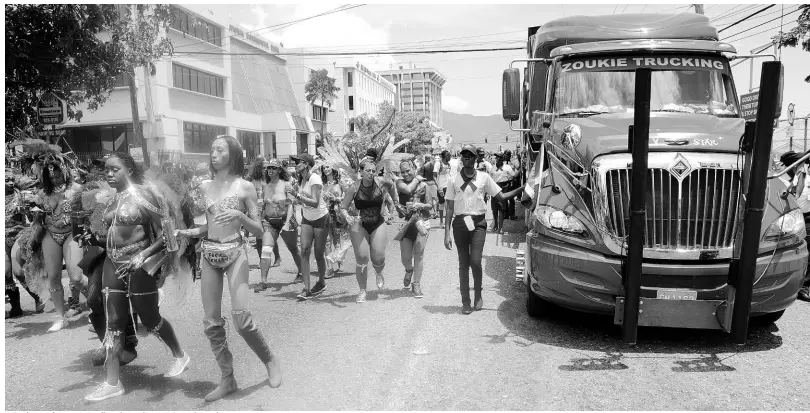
[526,232,807,316]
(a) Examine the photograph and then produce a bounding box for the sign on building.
[37,92,67,125]
[740,92,759,122]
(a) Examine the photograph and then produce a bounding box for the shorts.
[302,214,330,229]
[262,215,287,232]
[437,187,447,204]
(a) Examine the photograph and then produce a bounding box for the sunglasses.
[265,166,280,171]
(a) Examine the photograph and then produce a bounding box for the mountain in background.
[440,110,520,152]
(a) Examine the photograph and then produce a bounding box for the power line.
[723,8,801,40]
[710,4,744,21]
[711,4,761,22]
[173,5,362,51]
[716,5,798,28]
[173,46,525,57]
[718,4,775,33]
[727,22,797,43]
[286,30,525,51]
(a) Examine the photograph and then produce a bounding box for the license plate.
[656,289,697,300]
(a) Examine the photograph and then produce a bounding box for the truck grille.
[605,167,741,249]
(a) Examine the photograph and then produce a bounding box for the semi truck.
[501,13,807,330]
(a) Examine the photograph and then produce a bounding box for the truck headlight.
[535,205,588,236]
[763,209,805,242]
[561,124,582,150]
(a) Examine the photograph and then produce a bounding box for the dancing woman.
[5,172,45,318]
[255,158,301,292]
[29,155,87,332]
[177,136,282,402]
[443,145,525,314]
[322,164,350,277]
[395,160,434,298]
[84,153,189,401]
[339,157,403,303]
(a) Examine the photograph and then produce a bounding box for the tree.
[305,69,340,139]
[344,101,437,158]
[773,4,810,82]
[5,5,125,135]
[5,4,174,160]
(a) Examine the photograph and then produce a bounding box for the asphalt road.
[5,215,809,410]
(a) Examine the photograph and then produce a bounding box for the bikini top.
[41,193,72,229]
[102,186,162,228]
[190,181,247,215]
[263,180,293,216]
[354,178,384,211]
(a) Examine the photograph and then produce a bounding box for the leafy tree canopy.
[345,101,437,157]
[773,4,810,82]
[5,4,173,136]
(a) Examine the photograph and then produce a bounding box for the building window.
[264,132,277,158]
[237,130,261,160]
[347,72,353,87]
[183,121,226,153]
[350,123,355,132]
[171,7,222,46]
[312,105,327,122]
[173,64,224,98]
[348,96,354,110]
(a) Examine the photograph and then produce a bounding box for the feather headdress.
[317,108,414,183]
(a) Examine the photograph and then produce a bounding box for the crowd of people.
[5,135,528,403]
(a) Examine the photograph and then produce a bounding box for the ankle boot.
[232,311,282,388]
[203,318,237,402]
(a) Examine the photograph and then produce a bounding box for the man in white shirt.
[779,151,810,301]
[490,153,515,233]
[444,144,524,314]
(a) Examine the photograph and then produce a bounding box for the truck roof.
[532,13,719,58]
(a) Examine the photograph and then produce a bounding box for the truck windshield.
[555,56,739,118]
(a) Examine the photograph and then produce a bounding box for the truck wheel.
[526,280,550,318]
[750,309,785,326]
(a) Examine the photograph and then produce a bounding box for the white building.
[60,5,316,166]
[288,58,396,138]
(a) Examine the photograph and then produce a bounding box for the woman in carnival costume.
[82,153,191,402]
[255,158,302,292]
[321,163,351,277]
[394,159,434,299]
[176,136,282,402]
[24,152,88,332]
[5,169,45,318]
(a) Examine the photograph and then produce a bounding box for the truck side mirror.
[502,68,521,122]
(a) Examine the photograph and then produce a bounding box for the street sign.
[36,92,67,125]
[740,92,759,121]
[787,103,795,126]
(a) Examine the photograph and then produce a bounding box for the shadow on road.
[60,348,270,406]
[482,254,784,373]
[5,318,88,340]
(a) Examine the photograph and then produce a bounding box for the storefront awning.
[291,115,315,133]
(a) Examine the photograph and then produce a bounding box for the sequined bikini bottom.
[201,233,245,269]
[47,230,72,247]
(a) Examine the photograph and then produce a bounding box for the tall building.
[59,5,316,166]
[288,58,396,138]
[379,64,446,128]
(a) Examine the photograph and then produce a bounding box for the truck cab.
[503,13,807,327]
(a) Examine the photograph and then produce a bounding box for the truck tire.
[526,280,550,318]
[750,309,785,326]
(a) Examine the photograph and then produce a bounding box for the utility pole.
[125,4,149,167]
[694,4,704,14]
[142,64,156,166]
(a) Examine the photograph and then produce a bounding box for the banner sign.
[740,92,759,122]
[560,55,730,75]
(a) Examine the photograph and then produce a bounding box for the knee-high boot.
[203,317,237,402]
[232,310,282,388]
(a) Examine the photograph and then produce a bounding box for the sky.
[190,2,809,122]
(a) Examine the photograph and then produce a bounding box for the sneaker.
[48,317,69,333]
[254,282,267,293]
[293,273,303,284]
[461,304,473,315]
[84,381,125,402]
[165,353,190,378]
[412,282,423,298]
[356,289,367,303]
[34,299,46,314]
[376,273,385,290]
[296,289,313,301]
[403,270,413,288]
[310,280,326,296]
[272,256,281,267]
